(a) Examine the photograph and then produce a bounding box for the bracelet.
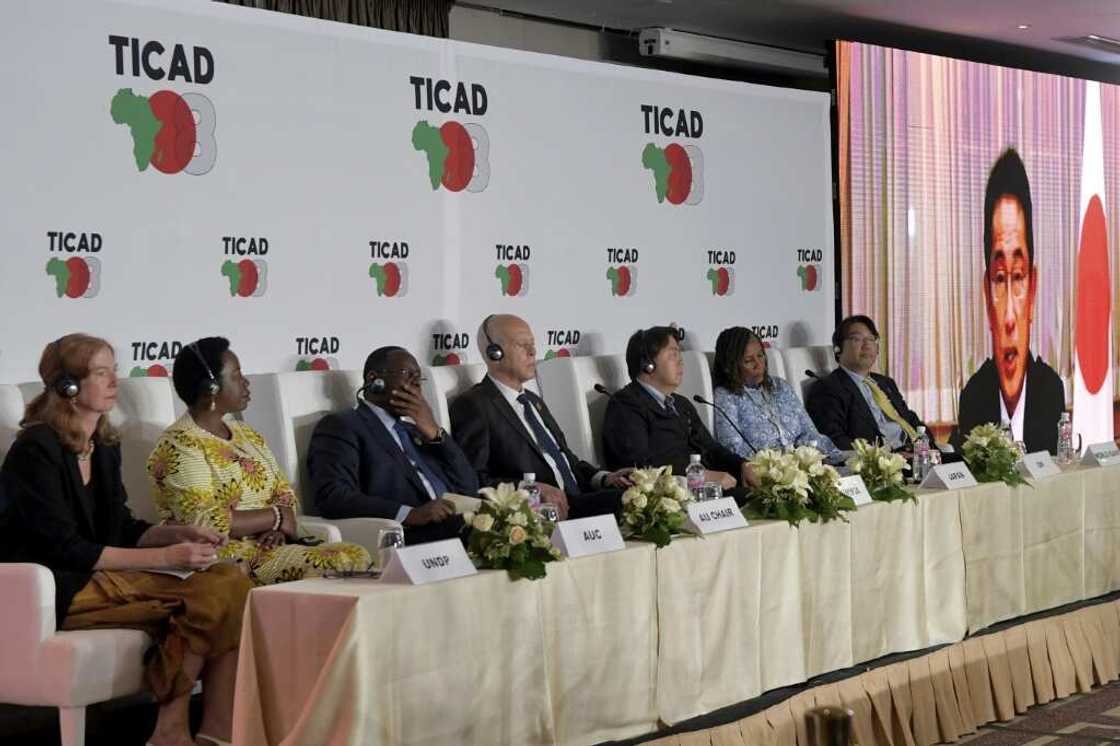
[271,505,283,532]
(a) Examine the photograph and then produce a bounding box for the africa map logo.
[495,264,528,296]
[412,121,490,192]
[130,363,170,377]
[707,266,734,296]
[46,257,100,299]
[544,348,572,360]
[606,266,637,297]
[641,143,703,205]
[110,88,216,175]
[221,260,267,298]
[296,357,337,371]
[370,262,408,297]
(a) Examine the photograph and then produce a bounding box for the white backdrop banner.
[0,0,835,383]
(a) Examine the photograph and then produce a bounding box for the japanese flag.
[1073,80,1113,451]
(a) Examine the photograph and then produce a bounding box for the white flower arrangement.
[846,439,911,502]
[620,465,692,547]
[962,423,1028,486]
[746,447,853,525]
[463,482,561,580]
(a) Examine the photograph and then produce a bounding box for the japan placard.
[380,539,476,584]
[837,474,873,506]
[551,515,625,558]
[685,497,748,534]
[919,462,978,490]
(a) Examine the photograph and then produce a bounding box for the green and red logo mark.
[46,257,100,299]
[431,331,469,366]
[706,267,734,296]
[543,349,572,360]
[221,259,267,298]
[130,363,170,377]
[370,262,408,297]
[431,352,462,366]
[295,357,337,371]
[607,266,637,297]
[641,143,704,205]
[110,88,216,175]
[412,121,490,192]
[495,264,528,296]
[796,249,823,292]
[545,330,581,359]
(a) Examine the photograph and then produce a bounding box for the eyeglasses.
[376,368,427,383]
[988,269,1029,305]
[845,335,879,347]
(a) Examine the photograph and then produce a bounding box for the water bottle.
[1057,412,1074,465]
[518,472,541,508]
[912,426,931,483]
[686,454,705,499]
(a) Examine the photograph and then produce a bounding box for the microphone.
[804,369,819,379]
[692,394,758,455]
[593,383,614,397]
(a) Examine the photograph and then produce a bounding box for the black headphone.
[638,326,686,375]
[186,342,221,399]
[50,337,80,399]
[355,375,386,405]
[482,314,504,362]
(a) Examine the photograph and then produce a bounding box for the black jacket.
[805,368,927,451]
[306,404,478,519]
[601,381,744,475]
[0,424,151,626]
[450,377,601,492]
[951,354,1065,454]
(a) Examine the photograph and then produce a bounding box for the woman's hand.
[256,530,286,552]
[279,506,298,539]
[163,541,219,570]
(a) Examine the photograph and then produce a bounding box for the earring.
[208,398,216,412]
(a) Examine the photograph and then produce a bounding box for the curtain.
[215,0,453,37]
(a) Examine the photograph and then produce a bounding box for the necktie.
[663,396,679,416]
[393,421,449,499]
[863,377,918,442]
[517,394,581,496]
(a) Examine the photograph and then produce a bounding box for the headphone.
[186,342,222,399]
[50,338,81,399]
[638,326,686,375]
[355,374,386,405]
[482,314,504,362]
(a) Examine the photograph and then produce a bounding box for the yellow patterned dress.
[147,414,370,585]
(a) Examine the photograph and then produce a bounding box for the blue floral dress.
[713,378,840,460]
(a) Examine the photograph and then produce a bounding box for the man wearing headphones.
[806,315,929,452]
[307,346,478,545]
[450,314,632,519]
[601,326,756,495]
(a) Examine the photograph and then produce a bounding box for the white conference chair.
[535,354,628,468]
[422,361,538,434]
[241,370,400,550]
[0,383,151,746]
[781,345,838,403]
[680,350,716,433]
[105,377,179,524]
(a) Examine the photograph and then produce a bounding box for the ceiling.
[462,0,1120,82]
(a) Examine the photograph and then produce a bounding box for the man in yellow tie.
[806,315,929,452]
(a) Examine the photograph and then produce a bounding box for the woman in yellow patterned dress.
[147,337,370,585]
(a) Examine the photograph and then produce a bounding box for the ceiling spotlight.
[1016,24,1030,30]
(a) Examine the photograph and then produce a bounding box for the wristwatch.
[426,427,448,444]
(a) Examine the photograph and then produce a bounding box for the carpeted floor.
[957,681,1120,745]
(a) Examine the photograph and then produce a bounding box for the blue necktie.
[517,393,581,496]
[393,421,449,500]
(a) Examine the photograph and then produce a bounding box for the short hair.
[832,315,879,361]
[172,336,230,406]
[983,148,1034,269]
[363,346,407,379]
[712,326,769,393]
[625,326,679,380]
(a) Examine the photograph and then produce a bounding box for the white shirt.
[488,375,606,491]
[362,400,437,522]
[999,372,1028,443]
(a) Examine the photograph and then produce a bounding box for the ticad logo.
[544,330,581,359]
[606,248,638,297]
[410,76,490,193]
[706,250,735,296]
[295,336,339,371]
[431,332,470,366]
[221,259,267,297]
[128,341,183,377]
[369,240,409,297]
[640,105,704,206]
[796,249,823,292]
[46,232,101,299]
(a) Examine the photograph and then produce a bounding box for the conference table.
[232,464,1120,746]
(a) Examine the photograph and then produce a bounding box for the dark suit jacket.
[951,354,1065,454]
[0,424,151,626]
[805,368,927,451]
[306,404,478,520]
[450,377,600,492]
[601,381,744,475]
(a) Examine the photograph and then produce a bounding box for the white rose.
[509,525,527,545]
[634,494,649,509]
[472,513,495,532]
[622,486,643,505]
[848,460,862,474]
[508,511,527,527]
[659,497,681,513]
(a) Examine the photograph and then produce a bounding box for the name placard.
[1082,442,1120,467]
[1017,451,1061,479]
[837,474,873,506]
[685,497,748,535]
[919,462,978,491]
[551,515,625,558]
[380,539,476,585]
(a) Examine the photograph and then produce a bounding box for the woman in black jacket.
[0,334,250,746]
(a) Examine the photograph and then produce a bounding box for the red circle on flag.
[149,91,197,174]
[1076,195,1110,394]
[440,121,475,192]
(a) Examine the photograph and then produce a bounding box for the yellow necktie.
[864,377,918,442]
